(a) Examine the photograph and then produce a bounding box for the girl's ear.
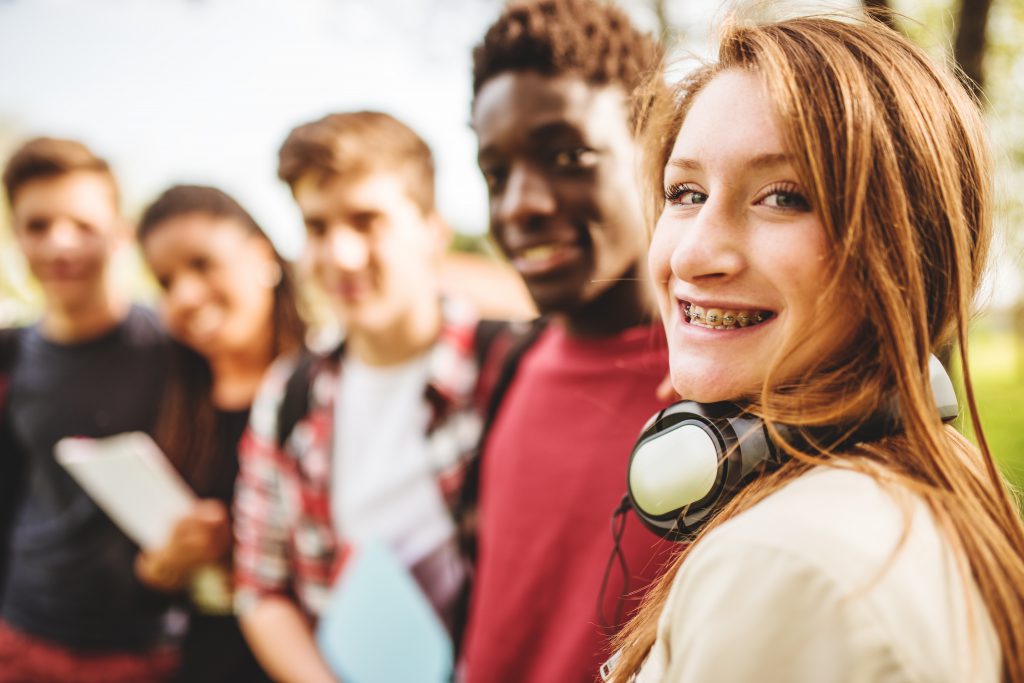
[250,233,278,261]
[249,236,283,288]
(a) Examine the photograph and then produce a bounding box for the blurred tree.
[877,0,1024,376]
[953,0,994,99]
[863,0,900,30]
[649,0,672,39]
[863,0,993,99]
[983,0,1024,378]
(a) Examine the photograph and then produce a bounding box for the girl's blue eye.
[764,192,808,210]
[758,184,811,211]
[664,184,707,205]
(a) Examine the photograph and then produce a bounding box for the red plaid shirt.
[233,300,484,619]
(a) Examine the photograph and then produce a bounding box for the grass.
[963,328,1024,489]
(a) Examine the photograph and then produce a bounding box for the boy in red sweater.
[459,2,675,681]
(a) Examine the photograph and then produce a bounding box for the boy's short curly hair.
[472,0,663,119]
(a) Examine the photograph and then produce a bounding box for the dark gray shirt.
[1,306,175,651]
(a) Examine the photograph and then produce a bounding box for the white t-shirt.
[630,467,1001,683]
[332,353,462,616]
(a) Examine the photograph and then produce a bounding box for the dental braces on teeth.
[684,304,773,328]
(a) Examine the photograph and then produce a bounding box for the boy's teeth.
[684,304,772,329]
[521,245,558,262]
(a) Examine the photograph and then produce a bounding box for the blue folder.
[315,539,454,683]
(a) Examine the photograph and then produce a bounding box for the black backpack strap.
[456,317,546,562]
[275,348,328,451]
[472,319,508,368]
[0,327,21,414]
[0,327,24,602]
[451,317,547,654]
[469,319,519,415]
[474,318,547,433]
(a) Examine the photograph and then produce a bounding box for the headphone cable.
[596,495,632,633]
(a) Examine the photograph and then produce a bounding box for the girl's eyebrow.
[666,152,793,172]
[666,157,701,171]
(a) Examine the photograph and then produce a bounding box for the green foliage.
[963,326,1024,489]
[450,230,510,261]
[449,230,491,255]
[0,212,39,327]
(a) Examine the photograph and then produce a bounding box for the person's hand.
[657,374,681,403]
[135,499,232,591]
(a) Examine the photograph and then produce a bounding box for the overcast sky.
[0,0,516,257]
[0,0,869,252]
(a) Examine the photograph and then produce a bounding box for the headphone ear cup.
[626,402,779,541]
[627,402,737,540]
[929,355,959,422]
[628,418,721,537]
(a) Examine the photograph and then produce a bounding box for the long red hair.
[611,15,1024,682]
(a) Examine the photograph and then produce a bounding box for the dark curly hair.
[472,0,663,122]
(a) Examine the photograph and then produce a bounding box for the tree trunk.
[649,0,672,43]
[953,0,994,101]
[862,0,898,31]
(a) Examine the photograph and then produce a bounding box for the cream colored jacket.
[629,467,1000,683]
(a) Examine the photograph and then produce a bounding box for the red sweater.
[463,322,677,683]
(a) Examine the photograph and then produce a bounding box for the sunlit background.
[1,0,1022,483]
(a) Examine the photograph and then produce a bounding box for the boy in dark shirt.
[0,138,176,682]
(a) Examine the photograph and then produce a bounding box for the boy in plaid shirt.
[234,112,485,683]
